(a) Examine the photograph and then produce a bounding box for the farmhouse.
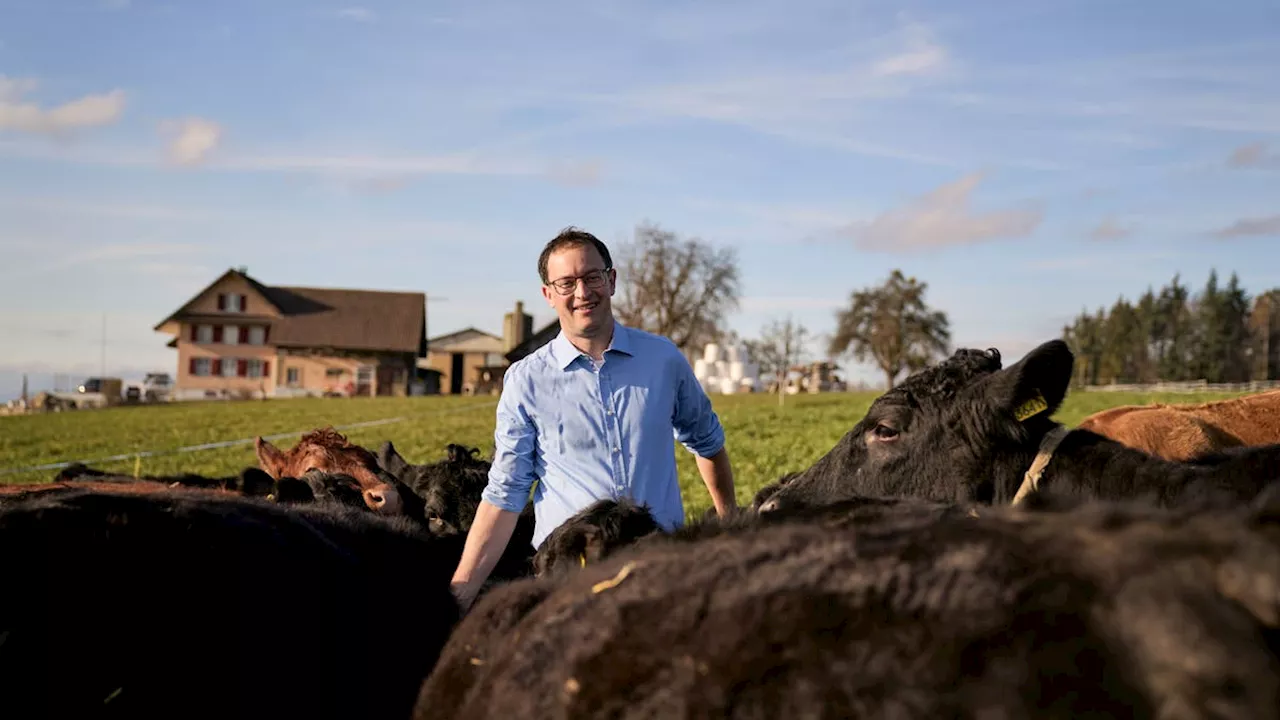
[419,301,536,395]
[154,268,427,400]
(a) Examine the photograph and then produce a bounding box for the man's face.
[542,244,614,337]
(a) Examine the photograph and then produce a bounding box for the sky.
[2,0,1279,400]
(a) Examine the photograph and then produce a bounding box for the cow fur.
[378,440,536,583]
[532,498,664,577]
[1077,389,1280,461]
[52,462,276,496]
[0,488,464,720]
[760,340,1280,512]
[414,495,1280,719]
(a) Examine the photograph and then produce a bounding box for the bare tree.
[613,223,741,353]
[755,314,809,406]
[829,269,951,390]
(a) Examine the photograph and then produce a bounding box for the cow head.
[254,428,406,515]
[759,340,1073,513]
[532,498,663,576]
[379,440,492,535]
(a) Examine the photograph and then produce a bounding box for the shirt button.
[612,446,620,453]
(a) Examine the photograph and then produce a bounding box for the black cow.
[0,488,464,720]
[532,498,664,577]
[53,462,276,496]
[378,440,536,583]
[760,340,1280,513]
[378,441,495,535]
[414,494,1280,719]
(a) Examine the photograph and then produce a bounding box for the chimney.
[503,300,532,354]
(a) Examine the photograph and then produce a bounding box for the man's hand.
[448,500,524,614]
[695,447,738,519]
[450,580,479,614]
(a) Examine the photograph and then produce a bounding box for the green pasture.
[0,388,1255,520]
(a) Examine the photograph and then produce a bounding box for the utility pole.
[101,313,107,377]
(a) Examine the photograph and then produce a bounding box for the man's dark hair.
[538,227,614,285]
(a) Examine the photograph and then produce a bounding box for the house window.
[222,358,239,377]
[191,358,211,376]
[218,293,246,312]
[248,326,266,345]
[485,352,504,366]
[224,325,239,345]
[287,367,300,386]
[196,325,213,343]
[246,359,265,378]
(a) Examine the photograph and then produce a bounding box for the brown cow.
[1076,389,1280,462]
[255,427,406,514]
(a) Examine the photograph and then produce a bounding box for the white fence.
[1080,380,1280,394]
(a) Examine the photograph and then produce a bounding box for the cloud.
[216,152,541,177]
[1211,215,1280,239]
[0,75,125,135]
[1090,217,1134,241]
[841,173,1043,253]
[0,196,210,221]
[334,7,376,23]
[545,158,605,187]
[871,21,947,77]
[46,242,204,270]
[1227,142,1280,169]
[0,138,586,182]
[575,19,959,165]
[159,117,223,165]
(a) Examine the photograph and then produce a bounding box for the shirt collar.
[549,320,634,370]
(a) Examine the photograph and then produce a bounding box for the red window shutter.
[217,294,226,310]
[213,326,223,343]
[263,361,271,377]
[240,294,248,311]
[238,359,247,377]
[189,358,197,374]
[263,325,270,344]
[190,325,197,341]
[212,359,222,375]
[239,326,249,343]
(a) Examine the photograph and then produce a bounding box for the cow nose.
[363,485,403,514]
[363,488,387,510]
[758,498,781,514]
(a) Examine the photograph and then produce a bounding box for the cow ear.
[238,467,277,496]
[985,340,1073,423]
[255,437,287,478]
[378,441,409,478]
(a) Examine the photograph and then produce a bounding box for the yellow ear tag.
[579,554,586,568]
[1013,389,1049,422]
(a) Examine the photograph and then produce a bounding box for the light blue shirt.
[482,321,726,548]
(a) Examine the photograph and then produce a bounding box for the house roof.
[428,327,501,345]
[155,269,427,355]
[505,318,560,363]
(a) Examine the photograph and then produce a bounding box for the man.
[450,227,738,611]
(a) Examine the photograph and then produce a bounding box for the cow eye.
[872,423,900,441]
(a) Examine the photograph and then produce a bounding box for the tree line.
[1060,271,1280,387]
[609,223,1280,393]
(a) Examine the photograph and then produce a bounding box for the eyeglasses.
[547,268,611,296]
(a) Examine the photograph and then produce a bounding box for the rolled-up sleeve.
[482,365,538,513]
[671,353,726,458]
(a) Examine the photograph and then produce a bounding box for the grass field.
[0,388,1256,520]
